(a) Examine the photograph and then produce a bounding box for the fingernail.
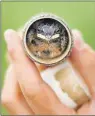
[4,29,14,49]
[74,38,84,51]
[4,29,14,42]
[72,29,84,50]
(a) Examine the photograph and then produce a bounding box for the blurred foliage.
[1,1,95,115]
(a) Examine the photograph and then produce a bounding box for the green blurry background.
[1,1,95,115]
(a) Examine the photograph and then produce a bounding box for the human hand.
[1,29,95,115]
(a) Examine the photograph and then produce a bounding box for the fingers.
[1,65,34,115]
[35,63,48,72]
[4,29,42,85]
[17,29,48,72]
[77,96,95,115]
[4,29,75,115]
[69,30,95,115]
[70,30,95,95]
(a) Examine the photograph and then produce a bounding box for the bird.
[26,18,69,59]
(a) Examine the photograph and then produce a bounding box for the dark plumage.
[26,18,69,59]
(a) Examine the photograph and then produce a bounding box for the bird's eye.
[37,29,40,33]
[56,30,60,33]
[31,40,37,45]
[37,29,43,33]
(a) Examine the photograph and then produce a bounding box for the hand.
[1,29,95,115]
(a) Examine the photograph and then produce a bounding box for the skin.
[1,29,95,115]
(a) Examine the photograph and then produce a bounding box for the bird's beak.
[46,35,51,39]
